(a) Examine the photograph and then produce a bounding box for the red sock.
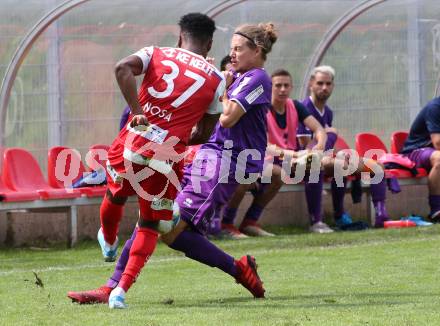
[100,196,124,244]
[118,227,158,292]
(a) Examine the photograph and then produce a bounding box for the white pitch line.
[0,236,436,276]
[0,256,186,276]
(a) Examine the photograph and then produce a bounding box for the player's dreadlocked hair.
[179,13,216,44]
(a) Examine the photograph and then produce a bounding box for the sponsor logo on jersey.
[151,197,174,211]
[143,102,172,122]
[183,198,193,207]
[126,122,169,145]
[245,84,264,104]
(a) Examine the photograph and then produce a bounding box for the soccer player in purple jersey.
[67,22,278,306]
[401,97,440,221]
[297,65,390,231]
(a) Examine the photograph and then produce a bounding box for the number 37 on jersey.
[135,46,225,123]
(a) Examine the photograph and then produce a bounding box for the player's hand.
[295,149,310,158]
[283,149,298,159]
[130,114,148,128]
[312,150,324,162]
[223,70,234,89]
[206,57,215,65]
[312,143,325,151]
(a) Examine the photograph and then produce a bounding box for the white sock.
[111,287,126,298]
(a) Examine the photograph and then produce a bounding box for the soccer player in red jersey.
[92,13,224,308]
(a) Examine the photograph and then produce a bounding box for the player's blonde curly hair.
[234,23,278,61]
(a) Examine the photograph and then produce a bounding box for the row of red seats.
[0,131,424,203]
[319,131,425,183]
[355,131,427,179]
[0,144,109,202]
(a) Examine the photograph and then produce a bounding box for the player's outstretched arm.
[115,55,144,117]
[303,115,327,151]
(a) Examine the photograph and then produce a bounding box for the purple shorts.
[406,147,435,170]
[176,153,239,235]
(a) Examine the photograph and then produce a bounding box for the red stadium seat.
[48,146,106,197]
[86,144,110,171]
[85,144,109,197]
[334,135,350,152]
[48,146,87,188]
[390,131,409,154]
[328,135,356,182]
[0,177,40,202]
[3,148,80,200]
[355,132,388,159]
[388,131,427,177]
[356,132,427,178]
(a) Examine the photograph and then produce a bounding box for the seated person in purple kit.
[401,96,440,221]
[298,65,390,231]
[67,22,278,304]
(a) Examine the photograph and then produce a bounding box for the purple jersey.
[297,96,333,137]
[402,97,440,153]
[203,68,272,173]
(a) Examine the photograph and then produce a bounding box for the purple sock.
[169,230,237,277]
[371,179,386,203]
[222,207,238,225]
[106,227,137,288]
[245,204,264,221]
[373,201,387,218]
[331,178,346,219]
[387,177,401,194]
[325,132,338,151]
[429,195,440,215]
[371,179,388,218]
[305,173,323,224]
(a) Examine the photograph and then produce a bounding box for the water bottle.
[383,220,417,228]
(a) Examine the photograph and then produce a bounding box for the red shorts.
[106,142,183,221]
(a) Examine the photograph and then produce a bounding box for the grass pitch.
[1,226,439,326]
